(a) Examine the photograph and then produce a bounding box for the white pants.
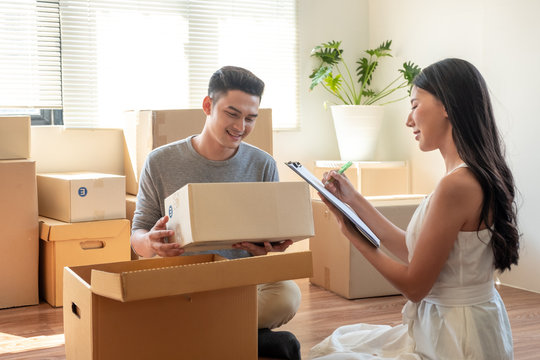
[257,280,301,329]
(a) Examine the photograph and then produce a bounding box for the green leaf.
[308,39,421,105]
[324,73,342,93]
[311,40,343,66]
[362,88,376,98]
[309,65,333,90]
[356,58,378,85]
[399,61,422,94]
[365,40,392,58]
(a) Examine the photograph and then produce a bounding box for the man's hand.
[133,216,184,258]
[232,239,293,256]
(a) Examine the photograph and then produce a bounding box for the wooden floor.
[282,280,540,359]
[1,279,539,359]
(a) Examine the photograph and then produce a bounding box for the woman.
[311,58,519,359]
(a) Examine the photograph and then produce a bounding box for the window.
[0,108,63,125]
[59,0,298,129]
[0,0,62,123]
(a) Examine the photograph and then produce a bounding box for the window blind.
[0,0,62,109]
[59,0,298,129]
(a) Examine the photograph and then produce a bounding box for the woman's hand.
[318,195,364,243]
[322,170,358,205]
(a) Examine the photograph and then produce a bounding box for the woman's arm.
[322,171,409,262]
[323,168,483,302]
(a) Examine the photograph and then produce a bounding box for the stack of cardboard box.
[0,116,39,309]
[309,159,425,299]
[309,196,425,299]
[37,172,131,307]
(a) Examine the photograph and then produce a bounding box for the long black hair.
[413,58,519,272]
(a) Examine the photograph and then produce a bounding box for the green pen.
[324,161,353,185]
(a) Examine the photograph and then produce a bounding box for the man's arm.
[131,154,184,258]
[131,216,184,258]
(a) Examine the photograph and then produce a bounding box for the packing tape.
[154,112,168,145]
[154,111,166,125]
[156,135,168,145]
[93,178,105,188]
[324,266,331,289]
[93,210,106,220]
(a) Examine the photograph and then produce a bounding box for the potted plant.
[309,40,421,160]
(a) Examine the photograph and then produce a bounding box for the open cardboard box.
[63,251,313,360]
[39,217,131,307]
[165,182,314,251]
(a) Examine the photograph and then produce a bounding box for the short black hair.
[207,66,265,103]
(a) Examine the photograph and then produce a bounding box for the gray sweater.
[132,135,279,258]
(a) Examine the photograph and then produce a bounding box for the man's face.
[202,89,260,151]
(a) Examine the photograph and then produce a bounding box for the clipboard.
[285,161,380,247]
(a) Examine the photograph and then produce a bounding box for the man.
[131,66,301,359]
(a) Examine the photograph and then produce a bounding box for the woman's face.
[406,86,451,152]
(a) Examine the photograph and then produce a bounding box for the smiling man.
[130,66,301,359]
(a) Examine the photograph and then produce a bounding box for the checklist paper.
[285,161,380,247]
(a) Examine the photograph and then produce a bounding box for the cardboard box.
[37,172,126,223]
[0,116,30,160]
[165,182,314,251]
[0,160,39,309]
[313,160,410,197]
[39,217,131,307]
[31,126,124,175]
[310,196,423,299]
[125,194,139,260]
[125,194,137,224]
[123,109,273,195]
[63,251,313,360]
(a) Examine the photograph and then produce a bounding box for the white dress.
[310,187,513,359]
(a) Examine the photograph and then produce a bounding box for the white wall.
[367,0,540,292]
[280,0,540,292]
[273,0,370,180]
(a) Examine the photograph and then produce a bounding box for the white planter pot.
[330,105,384,161]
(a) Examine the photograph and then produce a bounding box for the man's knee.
[258,280,301,329]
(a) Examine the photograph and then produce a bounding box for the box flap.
[90,251,312,302]
[39,216,129,242]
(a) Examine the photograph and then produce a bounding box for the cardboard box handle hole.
[80,240,105,250]
[71,302,81,319]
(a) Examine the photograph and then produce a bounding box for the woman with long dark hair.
[311,58,519,359]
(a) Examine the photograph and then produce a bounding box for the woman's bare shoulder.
[432,167,483,229]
